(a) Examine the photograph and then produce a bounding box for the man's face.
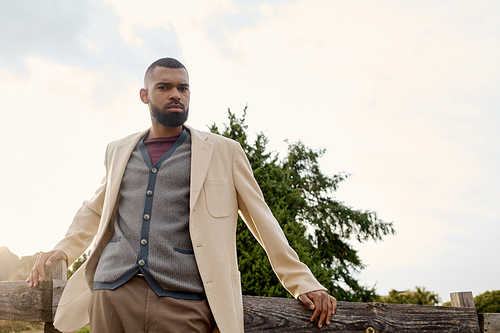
[142,67,190,127]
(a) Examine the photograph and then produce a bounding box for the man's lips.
[166,103,184,112]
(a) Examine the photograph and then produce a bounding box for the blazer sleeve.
[51,146,109,266]
[232,143,326,298]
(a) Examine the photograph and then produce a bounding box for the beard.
[150,101,189,127]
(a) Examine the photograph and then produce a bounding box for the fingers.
[320,295,330,327]
[309,293,323,322]
[26,251,68,288]
[27,253,46,288]
[331,295,338,313]
[318,294,337,328]
[325,295,336,326]
[316,294,329,328]
[300,291,337,329]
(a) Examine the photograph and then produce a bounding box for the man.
[27,58,337,333]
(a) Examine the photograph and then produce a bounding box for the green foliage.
[76,326,90,333]
[67,250,90,279]
[474,290,500,313]
[442,290,500,312]
[209,108,395,302]
[378,286,440,305]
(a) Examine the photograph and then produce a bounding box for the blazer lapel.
[86,129,148,288]
[101,125,212,223]
[99,129,148,234]
[186,125,214,211]
[108,132,145,192]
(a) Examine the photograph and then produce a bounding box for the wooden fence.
[0,260,499,333]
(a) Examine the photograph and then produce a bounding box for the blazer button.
[138,259,146,266]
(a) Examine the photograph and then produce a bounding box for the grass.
[0,321,89,333]
[0,321,43,333]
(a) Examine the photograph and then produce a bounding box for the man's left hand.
[298,290,337,328]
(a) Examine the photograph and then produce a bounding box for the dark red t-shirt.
[143,135,180,165]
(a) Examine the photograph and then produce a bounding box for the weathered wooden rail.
[0,260,499,332]
[0,260,67,332]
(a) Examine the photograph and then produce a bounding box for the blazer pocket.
[204,178,231,218]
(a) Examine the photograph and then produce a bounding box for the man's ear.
[139,88,149,104]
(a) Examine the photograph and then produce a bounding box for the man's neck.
[149,124,184,138]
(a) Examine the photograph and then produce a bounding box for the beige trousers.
[89,276,216,333]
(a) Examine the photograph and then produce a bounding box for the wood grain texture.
[46,260,67,282]
[0,281,52,321]
[0,260,66,323]
[451,292,476,308]
[42,260,66,332]
[479,313,500,333]
[0,274,486,333]
[243,295,480,333]
[51,280,66,321]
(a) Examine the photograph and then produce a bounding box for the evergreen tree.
[209,108,395,302]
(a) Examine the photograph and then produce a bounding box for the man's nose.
[170,88,181,100]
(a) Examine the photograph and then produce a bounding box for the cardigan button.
[143,214,150,221]
[151,167,158,174]
[146,190,153,196]
[138,259,146,266]
[141,239,148,246]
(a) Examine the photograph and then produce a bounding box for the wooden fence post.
[43,259,67,333]
[0,260,67,333]
[451,291,476,308]
[450,291,500,333]
[479,313,500,333]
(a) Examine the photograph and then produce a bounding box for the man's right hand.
[26,250,68,287]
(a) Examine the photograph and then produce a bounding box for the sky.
[1,0,499,304]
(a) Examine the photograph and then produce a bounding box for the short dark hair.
[144,58,188,87]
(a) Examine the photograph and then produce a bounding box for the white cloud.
[258,3,275,16]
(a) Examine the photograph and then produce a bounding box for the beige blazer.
[52,125,325,333]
